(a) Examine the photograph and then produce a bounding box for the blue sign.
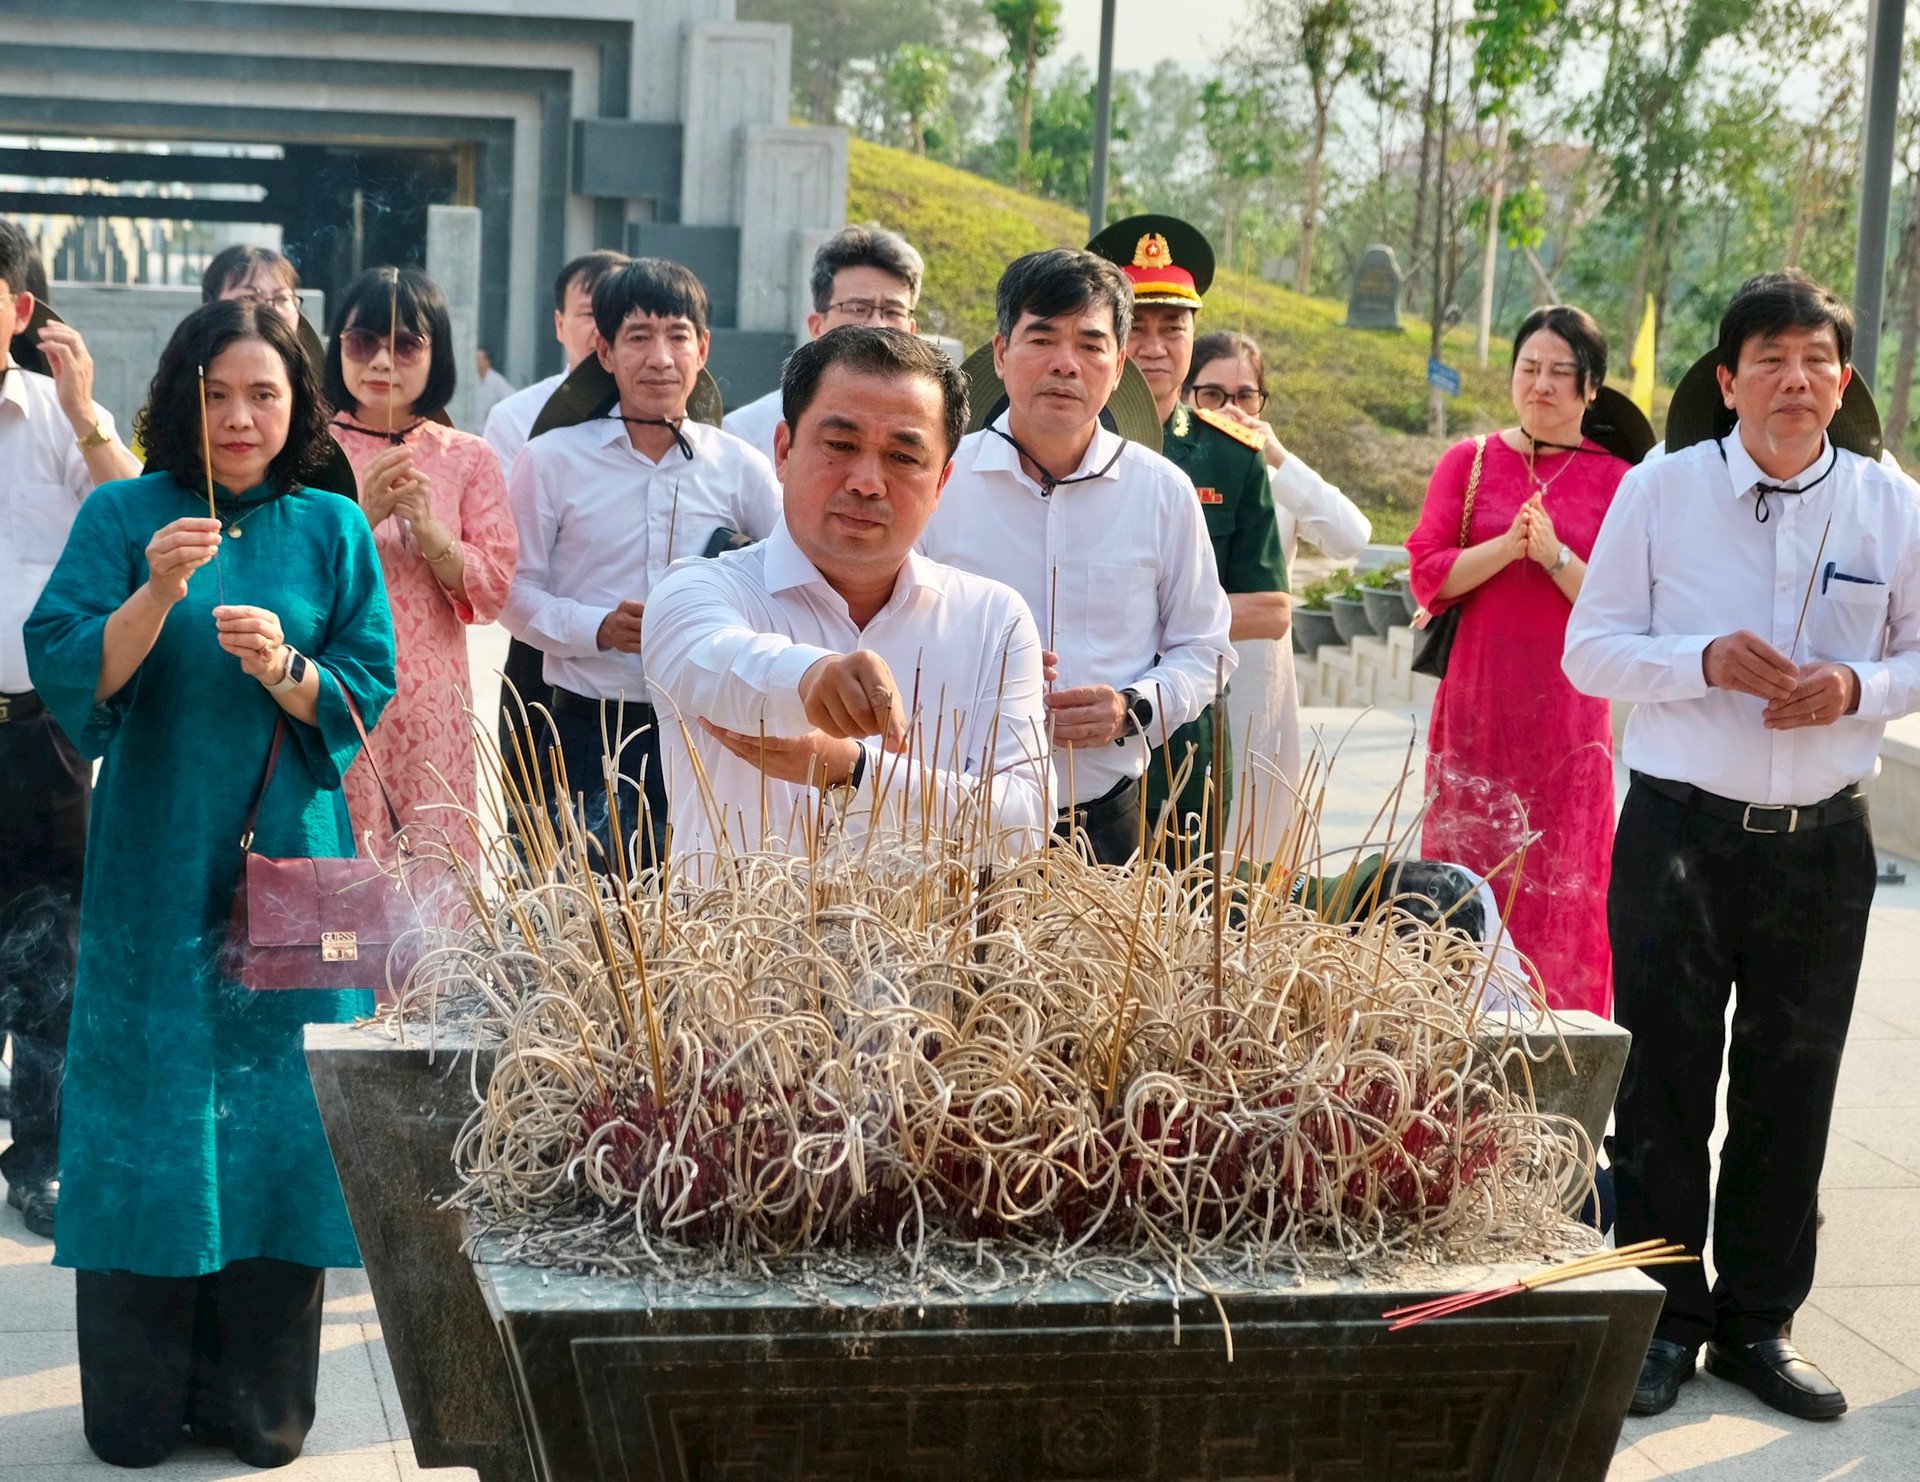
[1427,358,1461,397]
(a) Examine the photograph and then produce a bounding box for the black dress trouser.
[0,697,88,1186]
[76,1259,326,1469]
[1053,775,1144,866]
[1609,779,1874,1349]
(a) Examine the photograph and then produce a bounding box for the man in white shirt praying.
[918,249,1235,865]
[0,221,139,1239]
[1565,270,1920,1423]
[502,257,781,869]
[645,326,1050,868]
[721,224,924,465]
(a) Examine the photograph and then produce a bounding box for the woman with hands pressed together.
[23,300,395,1471]
[326,267,516,886]
[1405,305,1640,1017]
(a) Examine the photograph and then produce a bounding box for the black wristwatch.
[1117,687,1153,742]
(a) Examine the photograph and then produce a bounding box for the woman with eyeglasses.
[1405,305,1641,1017]
[201,245,304,328]
[1182,330,1371,847]
[325,267,517,909]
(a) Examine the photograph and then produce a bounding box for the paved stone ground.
[2,696,1917,1478]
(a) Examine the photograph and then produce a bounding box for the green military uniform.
[1144,400,1286,850]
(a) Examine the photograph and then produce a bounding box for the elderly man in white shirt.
[646,326,1049,868]
[721,224,924,464]
[919,249,1235,864]
[0,222,139,1239]
[502,257,781,869]
[1565,270,1920,1424]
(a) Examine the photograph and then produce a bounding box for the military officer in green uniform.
[1087,215,1288,861]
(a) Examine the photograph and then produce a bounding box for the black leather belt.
[0,690,44,725]
[1631,771,1868,835]
[1060,772,1137,823]
[547,686,654,724]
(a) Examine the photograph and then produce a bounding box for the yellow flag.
[1628,294,1657,415]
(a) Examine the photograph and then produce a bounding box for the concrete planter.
[1293,606,1340,657]
[1328,593,1373,645]
[474,1236,1660,1482]
[1361,585,1411,633]
[1396,572,1420,621]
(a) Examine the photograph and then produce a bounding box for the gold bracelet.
[423,535,459,564]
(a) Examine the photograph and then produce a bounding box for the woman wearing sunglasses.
[325,268,517,910]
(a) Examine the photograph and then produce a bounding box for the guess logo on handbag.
[320,931,360,963]
[1196,487,1223,505]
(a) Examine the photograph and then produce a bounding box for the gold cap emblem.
[1133,233,1173,270]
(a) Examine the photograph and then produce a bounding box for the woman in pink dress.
[325,267,517,893]
[1407,306,1638,1016]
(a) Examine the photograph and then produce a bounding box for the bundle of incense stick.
[1381,1238,1694,1331]
[197,364,216,519]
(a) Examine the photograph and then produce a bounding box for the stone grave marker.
[1345,244,1404,330]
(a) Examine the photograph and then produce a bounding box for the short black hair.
[995,248,1133,345]
[810,223,925,311]
[139,300,333,494]
[201,244,299,303]
[0,219,35,299]
[781,326,967,458]
[553,249,629,313]
[593,258,709,343]
[1511,305,1608,393]
[324,266,457,418]
[1716,269,1855,371]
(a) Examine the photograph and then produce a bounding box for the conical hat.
[529,356,724,441]
[960,342,1164,453]
[1581,385,1657,465]
[1664,348,1882,459]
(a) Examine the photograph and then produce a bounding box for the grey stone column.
[428,204,484,431]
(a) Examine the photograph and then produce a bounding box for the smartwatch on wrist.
[1117,687,1153,741]
[265,647,308,696]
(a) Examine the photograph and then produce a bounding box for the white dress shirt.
[1565,427,1920,805]
[3,363,113,691]
[481,369,566,477]
[720,387,783,466]
[469,366,517,430]
[501,416,782,702]
[918,414,1236,805]
[1272,453,1372,566]
[643,519,1051,863]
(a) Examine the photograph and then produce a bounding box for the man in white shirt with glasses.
[722,223,924,465]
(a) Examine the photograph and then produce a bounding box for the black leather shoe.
[1630,1338,1697,1415]
[7,1178,57,1240]
[1705,1337,1847,1420]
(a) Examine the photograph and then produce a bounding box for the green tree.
[1198,72,1290,276]
[742,0,989,126]
[879,44,951,155]
[989,0,1063,188]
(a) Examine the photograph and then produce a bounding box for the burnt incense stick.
[1789,515,1833,663]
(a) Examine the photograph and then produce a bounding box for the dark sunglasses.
[340,326,429,366]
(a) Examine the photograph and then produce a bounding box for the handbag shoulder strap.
[239,669,405,851]
[1455,435,1487,548]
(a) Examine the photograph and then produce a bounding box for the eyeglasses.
[227,290,303,314]
[340,327,430,366]
[1190,384,1269,413]
[826,298,914,328]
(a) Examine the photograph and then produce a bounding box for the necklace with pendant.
[206,488,290,540]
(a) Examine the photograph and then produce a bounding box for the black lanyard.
[607,413,695,462]
[1716,436,1839,523]
[989,424,1124,496]
[331,414,423,447]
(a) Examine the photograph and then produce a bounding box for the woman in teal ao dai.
[24,300,394,1470]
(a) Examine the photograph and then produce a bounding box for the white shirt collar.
[0,358,32,417]
[1721,421,1837,501]
[975,410,1125,494]
[592,409,707,462]
[761,518,948,607]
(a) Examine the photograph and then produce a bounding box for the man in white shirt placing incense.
[1565,270,1920,1423]
[918,249,1234,865]
[645,326,1050,868]
[502,258,782,870]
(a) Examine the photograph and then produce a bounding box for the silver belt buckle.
[1742,802,1800,834]
[0,695,9,724]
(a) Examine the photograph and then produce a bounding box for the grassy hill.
[849,138,1518,546]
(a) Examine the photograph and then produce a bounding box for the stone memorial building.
[0,0,845,410]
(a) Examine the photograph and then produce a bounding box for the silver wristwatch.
[266,646,309,695]
[1549,545,1573,575]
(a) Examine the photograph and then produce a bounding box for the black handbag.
[1410,434,1486,680]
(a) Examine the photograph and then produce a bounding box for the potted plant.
[1291,579,1341,658]
[1326,576,1373,645]
[1359,565,1413,634]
